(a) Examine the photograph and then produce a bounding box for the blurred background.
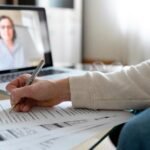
[2,0,150,70]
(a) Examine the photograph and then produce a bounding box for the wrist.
[55,78,71,101]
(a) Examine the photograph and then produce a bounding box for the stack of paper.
[0,100,133,150]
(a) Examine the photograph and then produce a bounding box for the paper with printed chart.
[0,99,133,150]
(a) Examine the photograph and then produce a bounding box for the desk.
[73,126,116,150]
[0,94,9,100]
[0,82,8,100]
[71,63,123,73]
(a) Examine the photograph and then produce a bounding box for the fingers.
[14,103,31,112]
[14,99,35,112]
[13,99,52,112]
[6,74,31,92]
[13,99,60,112]
[10,86,33,105]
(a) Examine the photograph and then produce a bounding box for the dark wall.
[6,0,36,5]
[50,0,74,8]
[5,0,74,8]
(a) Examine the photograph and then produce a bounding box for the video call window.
[0,10,45,71]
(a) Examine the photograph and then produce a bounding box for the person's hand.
[6,74,70,112]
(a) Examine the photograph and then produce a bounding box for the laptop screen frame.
[0,5,53,74]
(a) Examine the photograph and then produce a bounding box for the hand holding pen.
[9,59,45,112]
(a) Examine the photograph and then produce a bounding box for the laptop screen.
[0,6,53,73]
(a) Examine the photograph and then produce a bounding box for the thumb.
[11,86,32,104]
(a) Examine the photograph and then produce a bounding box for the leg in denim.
[117,108,150,150]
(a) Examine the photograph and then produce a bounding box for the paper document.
[0,100,113,127]
[0,99,133,150]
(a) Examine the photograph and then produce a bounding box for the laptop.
[0,5,68,83]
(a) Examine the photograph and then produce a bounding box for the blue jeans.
[117,108,150,150]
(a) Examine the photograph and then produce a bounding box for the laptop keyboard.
[39,68,65,76]
[0,68,66,83]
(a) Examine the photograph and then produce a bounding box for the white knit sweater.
[70,60,150,110]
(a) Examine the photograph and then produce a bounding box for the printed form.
[0,100,133,150]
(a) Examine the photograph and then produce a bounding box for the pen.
[9,59,45,112]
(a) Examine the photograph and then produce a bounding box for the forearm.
[70,60,150,110]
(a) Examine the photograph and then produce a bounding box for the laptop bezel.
[0,5,53,74]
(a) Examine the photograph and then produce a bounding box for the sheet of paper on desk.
[0,110,121,142]
[0,99,118,128]
[0,113,132,150]
[0,99,133,150]
[0,100,132,142]
[0,100,132,128]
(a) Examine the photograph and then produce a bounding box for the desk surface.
[0,94,9,100]
[73,126,116,150]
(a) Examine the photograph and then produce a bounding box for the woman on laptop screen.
[0,15,25,70]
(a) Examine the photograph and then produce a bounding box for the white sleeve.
[69,60,150,110]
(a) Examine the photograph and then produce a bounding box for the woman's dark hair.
[0,15,16,42]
